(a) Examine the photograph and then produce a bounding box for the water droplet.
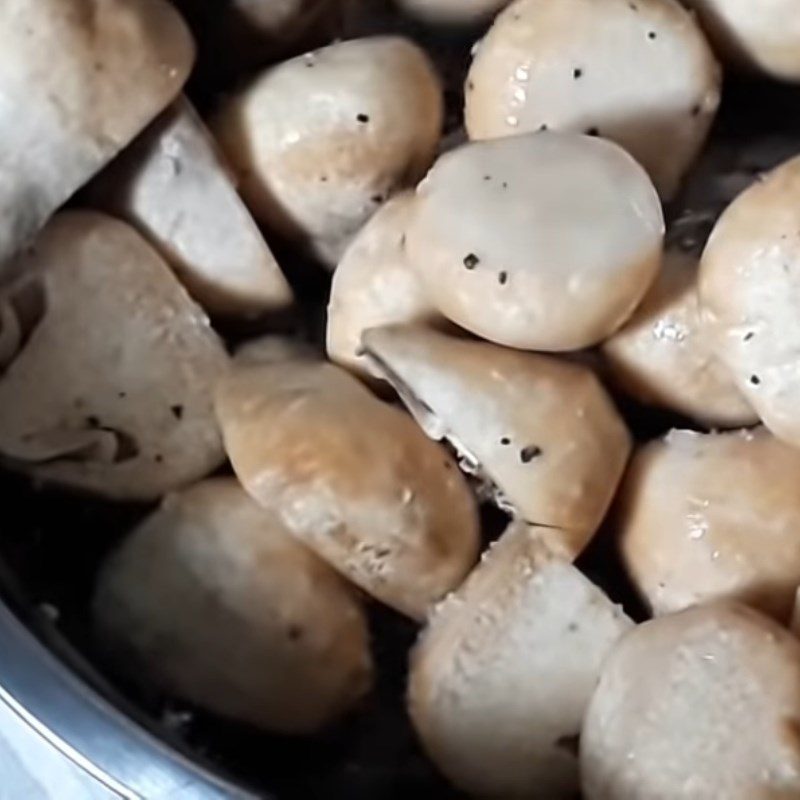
[512,86,527,104]
[653,318,687,342]
[506,115,519,127]
[514,65,530,81]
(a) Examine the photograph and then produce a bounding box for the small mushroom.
[394,0,511,27]
[93,478,372,733]
[0,211,229,501]
[0,0,194,268]
[404,132,664,351]
[214,360,480,620]
[362,325,631,558]
[700,154,800,448]
[86,97,293,318]
[602,244,756,428]
[618,427,800,622]
[465,0,720,198]
[211,36,444,267]
[581,602,800,800]
[409,520,633,799]
[326,192,441,379]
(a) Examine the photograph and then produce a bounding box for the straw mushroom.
[700,154,800,448]
[404,133,664,351]
[409,520,632,799]
[394,0,510,27]
[465,0,720,198]
[0,0,194,268]
[618,427,800,622]
[0,211,228,501]
[215,360,480,620]
[86,97,293,318]
[212,36,444,267]
[94,478,372,733]
[363,325,631,558]
[582,602,800,800]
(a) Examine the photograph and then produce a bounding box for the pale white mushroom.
[0,0,194,268]
[582,602,800,800]
[404,132,664,351]
[93,478,372,733]
[700,154,800,448]
[326,193,441,379]
[0,211,229,501]
[465,0,720,198]
[211,36,444,267]
[363,325,631,559]
[394,0,511,26]
[618,427,800,622]
[86,97,293,318]
[409,520,632,798]
[214,360,480,620]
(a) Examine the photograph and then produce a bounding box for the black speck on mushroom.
[750,375,761,386]
[691,105,701,117]
[520,445,542,463]
[648,31,657,40]
[568,622,579,632]
[171,404,184,420]
[744,332,755,342]
[467,81,475,92]
[154,454,164,463]
[498,271,508,285]
[86,415,101,429]
[538,124,549,132]
[501,181,508,189]
[500,437,511,446]
[586,127,600,136]
[117,391,127,399]
[288,625,304,641]
[628,1,638,9]
[573,68,583,79]
[371,194,384,204]
[483,175,492,181]
[463,253,480,270]
[356,113,370,124]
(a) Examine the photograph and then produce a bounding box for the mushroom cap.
[326,192,440,379]
[700,154,800,448]
[363,325,631,558]
[87,97,293,318]
[0,0,194,268]
[581,602,800,800]
[618,427,800,622]
[93,477,372,734]
[0,211,229,501]
[465,0,720,198]
[211,36,444,267]
[215,360,480,620]
[409,520,632,799]
[394,0,510,26]
[603,245,756,427]
[404,132,664,351]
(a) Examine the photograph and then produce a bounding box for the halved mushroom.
[404,133,664,351]
[0,0,194,268]
[362,325,631,558]
[581,602,800,800]
[94,478,372,733]
[214,360,480,620]
[211,36,444,267]
[394,0,511,27]
[464,0,720,198]
[409,520,632,799]
[700,154,800,448]
[0,211,229,501]
[326,193,441,379]
[618,427,800,622]
[86,97,293,318]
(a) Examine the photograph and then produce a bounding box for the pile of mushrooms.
[6,0,800,797]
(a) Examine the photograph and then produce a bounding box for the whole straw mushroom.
[465,0,720,198]
[94,478,372,734]
[363,325,631,559]
[582,602,800,800]
[618,427,800,622]
[212,36,444,268]
[214,360,480,620]
[0,0,194,269]
[86,97,293,319]
[0,211,229,501]
[403,133,664,351]
[409,520,632,798]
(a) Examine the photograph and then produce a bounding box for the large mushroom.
[94,478,372,734]
[0,211,229,501]
[0,0,194,268]
[214,360,480,620]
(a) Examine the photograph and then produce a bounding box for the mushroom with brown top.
[465,0,720,198]
[362,325,631,558]
[618,427,800,622]
[211,36,444,268]
[93,478,372,734]
[581,602,800,799]
[403,132,664,351]
[214,360,480,620]
[0,211,229,501]
[409,520,633,798]
[86,97,293,319]
[0,0,194,269]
